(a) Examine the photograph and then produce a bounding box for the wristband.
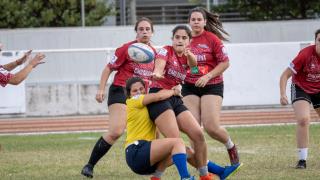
[191,66,199,74]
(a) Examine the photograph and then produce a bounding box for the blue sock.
[207,161,225,175]
[172,153,190,179]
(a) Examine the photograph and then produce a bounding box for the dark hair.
[172,25,192,39]
[134,17,154,32]
[315,29,320,40]
[125,77,145,98]
[188,7,229,41]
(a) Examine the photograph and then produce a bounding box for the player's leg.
[182,95,201,124]
[201,94,239,165]
[293,100,310,169]
[81,103,126,177]
[291,84,312,169]
[150,138,193,179]
[176,110,210,179]
[147,96,181,138]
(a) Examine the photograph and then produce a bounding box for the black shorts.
[147,88,188,122]
[125,140,157,175]
[107,84,126,106]
[291,84,320,109]
[182,82,224,98]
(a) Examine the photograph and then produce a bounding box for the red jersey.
[290,45,320,94]
[186,30,229,84]
[0,65,12,87]
[151,46,188,89]
[107,40,155,87]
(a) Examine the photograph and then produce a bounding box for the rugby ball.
[128,43,154,63]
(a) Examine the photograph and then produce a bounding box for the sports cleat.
[227,145,239,165]
[182,176,196,180]
[200,173,217,180]
[220,163,243,180]
[150,177,161,180]
[295,160,306,169]
[81,164,94,178]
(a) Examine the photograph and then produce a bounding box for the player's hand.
[96,90,105,103]
[29,53,45,68]
[195,74,211,87]
[17,50,32,65]
[172,84,182,97]
[280,94,289,105]
[184,48,196,59]
[152,72,164,80]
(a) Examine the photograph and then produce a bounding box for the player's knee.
[174,138,185,147]
[190,129,205,143]
[108,129,125,141]
[297,116,310,127]
[203,122,219,135]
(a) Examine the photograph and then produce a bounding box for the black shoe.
[81,164,94,178]
[295,160,306,169]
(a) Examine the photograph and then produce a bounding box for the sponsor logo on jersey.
[197,44,209,49]
[134,68,153,77]
[168,68,186,81]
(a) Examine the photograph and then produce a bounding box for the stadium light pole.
[207,0,211,12]
[120,0,126,25]
[81,0,85,27]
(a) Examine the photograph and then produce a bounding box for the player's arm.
[3,50,32,71]
[96,66,113,103]
[152,58,166,79]
[206,61,229,80]
[8,53,45,85]
[195,61,229,87]
[142,86,181,106]
[185,48,197,68]
[279,68,293,105]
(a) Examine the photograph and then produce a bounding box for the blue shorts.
[107,84,126,106]
[125,140,157,175]
[147,88,188,122]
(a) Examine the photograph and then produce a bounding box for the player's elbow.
[224,61,230,69]
[8,76,24,85]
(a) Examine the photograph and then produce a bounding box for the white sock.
[225,137,234,149]
[152,170,163,178]
[297,148,308,160]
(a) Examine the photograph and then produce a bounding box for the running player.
[279,29,320,169]
[182,7,239,165]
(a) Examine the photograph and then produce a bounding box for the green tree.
[0,0,114,28]
[213,0,320,21]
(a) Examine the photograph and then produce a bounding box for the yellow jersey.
[125,94,156,147]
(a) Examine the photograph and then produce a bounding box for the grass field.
[0,124,320,180]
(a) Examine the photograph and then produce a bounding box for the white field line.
[0,122,319,136]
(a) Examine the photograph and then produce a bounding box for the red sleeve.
[155,46,170,62]
[107,44,129,70]
[289,49,306,74]
[0,65,13,87]
[210,34,229,63]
